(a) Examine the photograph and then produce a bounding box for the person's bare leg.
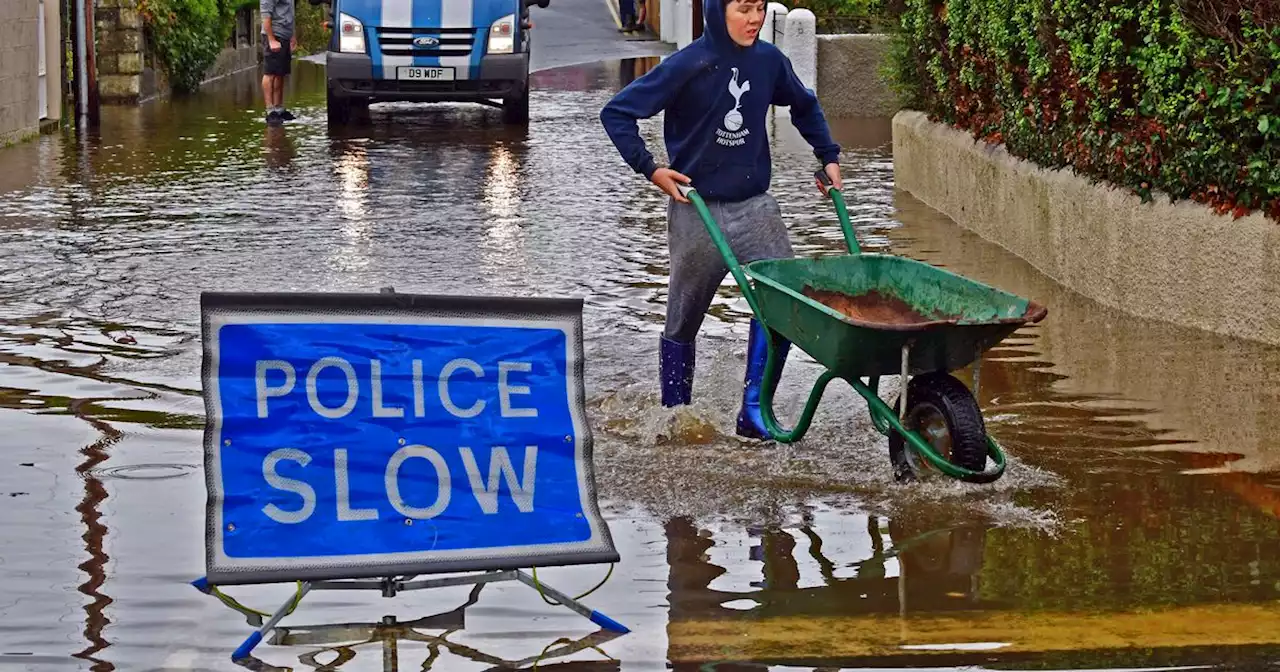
[273,75,284,109]
[262,74,273,112]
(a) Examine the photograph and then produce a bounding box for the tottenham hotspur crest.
[723,67,750,131]
[717,68,752,147]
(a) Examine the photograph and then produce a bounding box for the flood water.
[2,58,1280,671]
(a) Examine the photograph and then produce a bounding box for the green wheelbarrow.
[675,173,1047,484]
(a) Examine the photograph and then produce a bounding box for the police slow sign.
[200,292,618,585]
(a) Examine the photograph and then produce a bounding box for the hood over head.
[702,0,760,53]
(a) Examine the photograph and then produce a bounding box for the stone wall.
[95,2,260,104]
[0,0,40,145]
[95,0,145,103]
[816,34,898,118]
[892,110,1280,346]
[890,190,1280,476]
[207,10,262,83]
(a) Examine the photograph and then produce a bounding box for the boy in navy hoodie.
[600,0,842,440]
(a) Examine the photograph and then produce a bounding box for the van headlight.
[339,13,366,54]
[488,14,515,54]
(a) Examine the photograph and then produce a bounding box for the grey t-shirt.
[261,0,295,40]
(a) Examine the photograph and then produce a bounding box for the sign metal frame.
[192,289,627,660]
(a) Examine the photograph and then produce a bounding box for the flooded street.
[3,45,1280,671]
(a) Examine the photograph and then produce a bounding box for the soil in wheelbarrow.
[802,286,957,325]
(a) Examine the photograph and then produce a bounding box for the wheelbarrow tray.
[745,253,1047,379]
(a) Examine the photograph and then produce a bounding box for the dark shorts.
[263,39,291,76]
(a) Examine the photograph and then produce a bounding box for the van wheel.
[327,86,352,126]
[502,83,530,125]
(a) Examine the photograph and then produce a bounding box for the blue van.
[321,0,550,125]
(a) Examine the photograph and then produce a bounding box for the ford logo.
[412,36,440,47]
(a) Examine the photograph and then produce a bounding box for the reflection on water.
[482,143,528,272]
[331,141,373,273]
[73,400,117,672]
[0,56,1279,670]
[233,583,624,671]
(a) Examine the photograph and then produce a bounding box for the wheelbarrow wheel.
[889,373,988,482]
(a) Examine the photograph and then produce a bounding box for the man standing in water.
[261,0,297,125]
[618,0,639,32]
[599,0,842,439]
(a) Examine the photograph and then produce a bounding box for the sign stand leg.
[514,570,629,634]
[233,581,313,660]
[194,569,629,662]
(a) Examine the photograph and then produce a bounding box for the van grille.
[377,27,475,58]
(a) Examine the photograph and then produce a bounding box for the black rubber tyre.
[502,83,530,125]
[326,86,352,126]
[888,372,988,482]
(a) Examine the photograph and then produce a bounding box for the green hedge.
[884,0,1280,221]
[294,0,332,56]
[140,0,257,92]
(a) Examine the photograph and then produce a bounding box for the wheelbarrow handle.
[814,168,861,255]
[814,168,835,193]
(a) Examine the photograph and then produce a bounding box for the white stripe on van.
[379,0,414,77]
[439,0,472,78]
[380,0,412,26]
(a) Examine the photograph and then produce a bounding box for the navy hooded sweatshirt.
[600,0,841,203]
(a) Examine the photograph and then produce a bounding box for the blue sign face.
[200,293,617,585]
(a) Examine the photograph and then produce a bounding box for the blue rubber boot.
[736,319,790,439]
[659,335,695,407]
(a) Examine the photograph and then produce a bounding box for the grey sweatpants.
[664,192,794,343]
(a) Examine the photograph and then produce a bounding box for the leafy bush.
[140,0,257,92]
[884,0,1280,220]
[294,0,332,55]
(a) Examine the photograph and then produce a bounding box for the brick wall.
[0,0,40,145]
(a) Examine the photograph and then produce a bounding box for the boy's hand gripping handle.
[814,168,836,194]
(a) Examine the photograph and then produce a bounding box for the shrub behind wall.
[885,0,1280,221]
[140,0,259,92]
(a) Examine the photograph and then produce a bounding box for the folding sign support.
[192,570,628,660]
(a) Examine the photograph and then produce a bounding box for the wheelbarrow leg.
[737,318,791,439]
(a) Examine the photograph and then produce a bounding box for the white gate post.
[660,0,675,43]
[782,8,817,92]
[677,0,693,49]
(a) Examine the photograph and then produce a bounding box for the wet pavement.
[526,0,673,71]
[2,15,1280,672]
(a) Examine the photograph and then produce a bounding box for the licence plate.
[397,66,454,81]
